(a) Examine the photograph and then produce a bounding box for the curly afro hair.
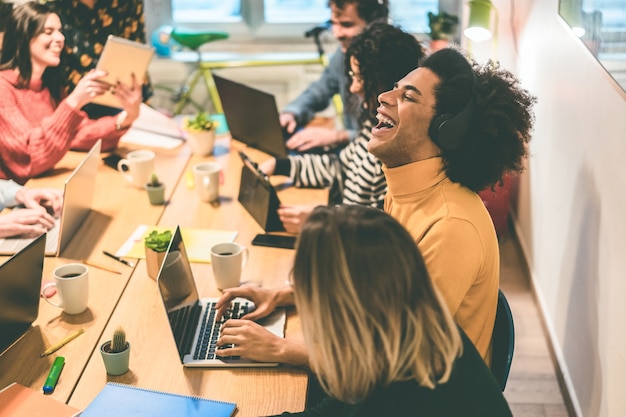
[421,47,537,192]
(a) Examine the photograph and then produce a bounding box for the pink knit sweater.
[0,70,125,184]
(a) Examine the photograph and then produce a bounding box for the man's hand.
[0,209,56,238]
[285,127,339,152]
[218,319,309,366]
[279,112,298,134]
[277,205,315,234]
[14,188,63,217]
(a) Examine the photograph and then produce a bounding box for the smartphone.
[251,233,296,250]
[103,153,124,170]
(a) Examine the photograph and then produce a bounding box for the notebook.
[81,382,235,417]
[92,35,155,108]
[0,140,101,256]
[0,233,45,355]
[156,226,286,367]
[213,74,292,158]
[0,382,80,417]
[237,151,285,232]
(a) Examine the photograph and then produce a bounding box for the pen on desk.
[103,250,135,268]
[82,259,121,274]
[40,328,85,357]
[43,356,65,394]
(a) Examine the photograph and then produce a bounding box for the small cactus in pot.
[100,326,131,375]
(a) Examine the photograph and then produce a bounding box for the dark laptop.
[156,226,286,367]
[213,74,291,158]
[0,233,46,354]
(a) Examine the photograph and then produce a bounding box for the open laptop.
[0,233,46,355]
[0,140,101,256]
[213,74,293,158]
[156,226,286,367]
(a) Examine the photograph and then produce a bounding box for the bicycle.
[150,22,342,118]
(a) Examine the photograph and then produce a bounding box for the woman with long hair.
[271,205,511,415]
[0,1,142,184]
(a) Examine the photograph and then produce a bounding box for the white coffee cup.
[117,150,155,188]
[41,264,89,315]
[211,242,249,290]
[192,162,220,203]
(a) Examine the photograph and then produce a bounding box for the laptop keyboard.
[193,300,252,360]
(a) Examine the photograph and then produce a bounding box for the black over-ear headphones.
[428,73,477,151]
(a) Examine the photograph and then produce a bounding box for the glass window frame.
[167,0,461,41]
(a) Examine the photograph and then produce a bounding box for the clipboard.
[91,35,155,108]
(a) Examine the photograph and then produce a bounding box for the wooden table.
[1,134,327,416]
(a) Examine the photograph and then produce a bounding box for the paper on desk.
[121,103,185,149]
[117,224,238,263]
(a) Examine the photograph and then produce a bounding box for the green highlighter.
[43,356,65,394]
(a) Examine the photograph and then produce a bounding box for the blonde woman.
[268,205,512,416]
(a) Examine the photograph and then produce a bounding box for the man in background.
[280,0,389,153]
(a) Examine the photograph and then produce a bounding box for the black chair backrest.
[491,289,515,391]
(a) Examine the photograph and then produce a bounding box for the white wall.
[488,1,626,416]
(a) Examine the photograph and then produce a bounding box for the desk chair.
[491,289,515,391]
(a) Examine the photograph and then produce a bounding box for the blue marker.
[43,356,65,394]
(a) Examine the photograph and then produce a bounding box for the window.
[170,0,447,38]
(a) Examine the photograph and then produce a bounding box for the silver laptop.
[0,233,46,355]
[156,226,286,367]
[0,140,101,256]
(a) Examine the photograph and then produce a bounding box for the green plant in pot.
[100,326,130,375]
[184,112,218,156]
[427,11,459,51]
[145,172,165,206]
[144,229,172,280]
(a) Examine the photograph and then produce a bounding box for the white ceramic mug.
[192,162,220,203]
[211,242,249,290]
[41,264,89,314]
[117,150,155,188]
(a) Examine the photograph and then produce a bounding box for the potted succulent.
[144,229,172,280]
[427,11,459,52]
[145,172,165,205]
[100,326,130,375]
[184,112,218,156]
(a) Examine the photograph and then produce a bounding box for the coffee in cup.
[210,242,248,290]
[41,263,89,314]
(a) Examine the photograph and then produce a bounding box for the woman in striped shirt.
[259,22,424,233]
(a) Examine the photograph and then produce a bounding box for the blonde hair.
[293,205,462,403]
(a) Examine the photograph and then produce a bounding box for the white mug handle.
[41,282,63,308]
[117,159,133,184]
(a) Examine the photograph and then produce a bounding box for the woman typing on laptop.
[0,179,62,238]
[0,2,142,184]
[224,206,511,416]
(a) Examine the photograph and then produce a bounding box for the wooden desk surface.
[0,134,326,414]
[68,137,327,415]
[0,142,191,402]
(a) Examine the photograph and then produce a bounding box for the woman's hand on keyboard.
[216,285,294,321]
[218,319,309,366]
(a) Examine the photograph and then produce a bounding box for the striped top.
[275,120,386,209]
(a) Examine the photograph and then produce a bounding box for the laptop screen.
[0,233,46,354]
[156,227,199,312]
[213,74,288,158]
